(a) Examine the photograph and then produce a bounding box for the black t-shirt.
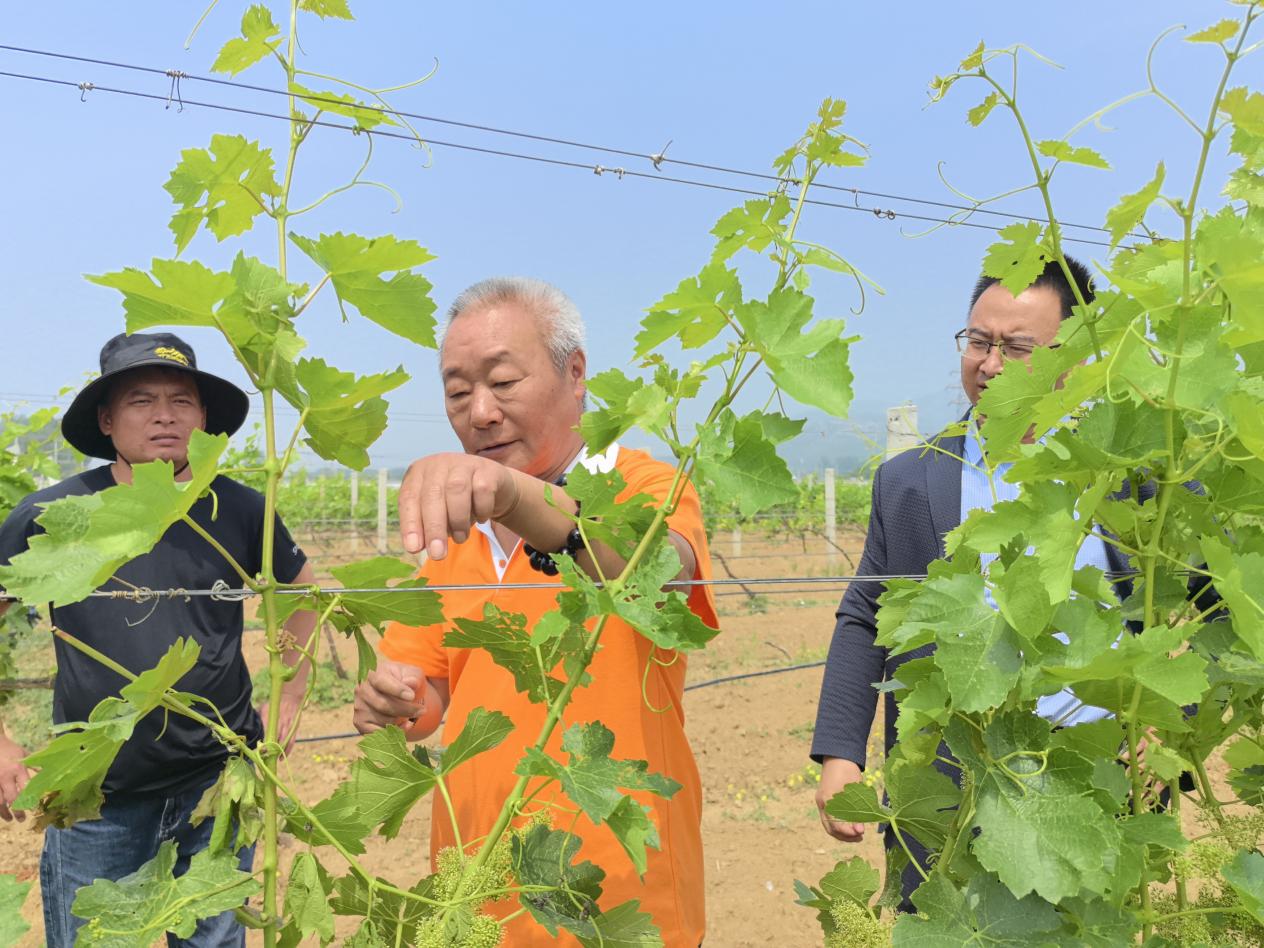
[0,466,307,795]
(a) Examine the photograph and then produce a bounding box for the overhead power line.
[0,52,1128,249]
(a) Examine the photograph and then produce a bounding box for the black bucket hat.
[62,332,250,460]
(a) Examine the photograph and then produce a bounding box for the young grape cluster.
[415,911,503,948]
[431,840,513,904]
[824,900,891,948]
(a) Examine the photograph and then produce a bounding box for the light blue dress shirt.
[960,426,1112,726]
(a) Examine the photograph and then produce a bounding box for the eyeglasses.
[954,330,1058,362]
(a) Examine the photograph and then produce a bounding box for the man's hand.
[398,453,521,559]
[257,691,304,756]
[817,757,867,843]
[0,734,30,822]
[353,661,427,734]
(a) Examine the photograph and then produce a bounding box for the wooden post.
[824,467,837,563]
[377,467,388,554]
[349,470,360,551]
[730,526,742,558]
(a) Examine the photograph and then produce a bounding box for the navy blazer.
[810,430,1137,767]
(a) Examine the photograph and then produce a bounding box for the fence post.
[824,467,837,563]
[729,526,742,558]
[885,404,920,459]
[349,470,360,551]
[377,467,388,554]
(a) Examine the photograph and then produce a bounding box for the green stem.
[434,773,464,853]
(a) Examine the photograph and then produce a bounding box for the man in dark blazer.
[810,256,1104,904]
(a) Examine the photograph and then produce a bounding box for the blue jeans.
[40,773,254,947]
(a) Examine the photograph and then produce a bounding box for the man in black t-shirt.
[0,332,316,948]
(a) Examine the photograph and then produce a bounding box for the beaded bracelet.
[523,475,585,576]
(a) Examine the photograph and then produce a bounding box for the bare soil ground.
[0,528,1213,946]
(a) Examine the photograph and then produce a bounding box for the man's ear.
[569,349,587,399]
[97,403,112,436]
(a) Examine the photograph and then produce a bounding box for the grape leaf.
[437,707,514,774]
[603,543,718,652]
[87,258,235,331]
[447,604,569,704]
[300,0,354,18]
[333,726,437,840]
[288,232,437,347]
[1223,850,1264,923]
[0,875,30,946]
[515,721,680,829]
[709,196,792,264]
[292,357,407,469]
[695,409,798,516]
[1036,140,1111,170]
[934,611,1022,713]
[510,823,605,920]
[603,795,661,878]
[289,82,395,130]
[734,286,855,416]
[636,262,742,356]
[325,555,444,631]
[1187,18,1240,44]
[982,221,1048,296]
[580,370,671,452]
[824,759,959,849]
[280,852,335,947]
[71,841,258,946]
[892,873,1062,947]
[1105,162,1164,248]
[967,91,1001,127]
[15,639,200,826]
[163,135,281,252]
[211,5,283,76]
[0,431,227,605]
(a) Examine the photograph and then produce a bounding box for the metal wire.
[0,42,1140,240]
[0,66,1120,250]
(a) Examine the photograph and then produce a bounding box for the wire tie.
[649,138,672,171]
[210,579,250,602]
[614,166,626,180]
[164,69,186,112]
[593,164,605,176]
[77,81,94,102]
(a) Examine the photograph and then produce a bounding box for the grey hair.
[441,276,586,373]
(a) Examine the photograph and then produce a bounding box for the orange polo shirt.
[381,446,718,947]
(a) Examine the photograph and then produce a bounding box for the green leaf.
[289,232,437,347]
[0,431,227,605]
[734,287,854,416]
[934,611,1022,713]
[289,82,395,130]
[87,259,235,332]
[1221,87,1264,171]
[892,873,1062,947]
[603,795,661,878]
[292,358,408,470]
[695,409,798,517]
[336,726,437,840]
[516,723,680,828]
[510,823,605,924]
[1187,18,1239,43]
[960,40,986,70]
[299,0,353,18]
[580,369,671,452]
[72,841,259,946]
[992,554,1053,638]
[1200,536,1264,659]
[282,852,335,946]
[818,856,880,907]
[163,135,281,252]
[0,875,31,946]
[211,5,283,76]
[1105,162,1164,248]
[607,543,719,652]
[326,556,443,631]
[825,759,959,849]
[970,723,1119,902]
[635,262,741,357]
[438,706,514,774]
[981,221,1048,296]
[446,604,569,704]
[1223,850,1264,923]
[709,196,792,264]
[1036,140,1111,170]
[966,91,1001,127]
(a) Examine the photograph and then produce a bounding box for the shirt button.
[498,559,507,568]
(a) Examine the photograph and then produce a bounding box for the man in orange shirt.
[351,276,717,947]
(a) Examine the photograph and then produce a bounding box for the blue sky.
[1,1,1259,474]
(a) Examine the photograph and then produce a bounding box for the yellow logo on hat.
[154,346,190,367]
